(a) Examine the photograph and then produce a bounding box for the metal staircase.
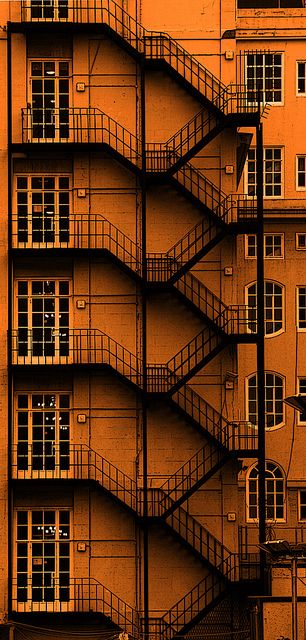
[12,442,238,580]
[20,0,259,119]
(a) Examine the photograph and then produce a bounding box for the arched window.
[247,461,285,522]
[247,372,284,429]
[246,281,284,335]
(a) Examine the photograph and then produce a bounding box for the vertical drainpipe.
[7,23,12,620]
[140,55,149,640]
[256,102,266,587]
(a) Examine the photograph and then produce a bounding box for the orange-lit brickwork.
[0,1,305,639]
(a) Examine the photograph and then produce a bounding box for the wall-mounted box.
[77,188,86,198]
[77,542,86,552]
[227,512,237,522]
[225,165,234,174]
[225,51,234,60]
[224,266,233,276]
[76,82,86,92]
[225,379,234,390]
[77,414,87,424]
[76,299,86,309]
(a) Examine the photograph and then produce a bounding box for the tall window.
[245,52,283,104]
[15,509,70,609]
[297,61,306,96]
[15,175,70,246]
[29,60,70,141]
[296,156,306,189]
[15,393,70,475]
[297,286,306,329]
[15,279,70,360]
[247,462,285,522]
[247,372,284,428]
[297,379,306,425]
[28,0,69,20]
[246,148,282,197]
[246,281,284,335]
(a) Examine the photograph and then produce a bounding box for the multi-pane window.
[296,156,306,189]
[16,280,70,359]
[299,491,306,520]
[15,510,70,607]
[247,372,284,428]
[245,234,284,258]
[247,462,285,522]
[246,281,284,335]
[297,286,306,329]
[29,0,69,20]
[296,233,306,250]
[15,393,70,474]
[245,52,283,104]
[297,62,306,95]
[246,148,282,197]
[16,175,70,246]
[30,60,70,140]
[297,379,306,425]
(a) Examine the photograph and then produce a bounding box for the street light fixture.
[283,394,306,413]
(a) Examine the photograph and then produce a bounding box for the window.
[247,372,284,428]
[296,233,306,250]
[299,491,306,520]
[14,393,70,475]
[28,0,69,20]
[238,1,303,6]
[245,52,283,104]
[14,509,70,609]
[15,279,70,361]
[297,379,306,425]
[246,281,284,335]
[296,156,306,189]
[297,286,306,329]
[15,175,70,247]
[297,62,306,95]
[29,60,70,141]
[245,234,284,258]
[246,148,282,198]
[247,461,285,522]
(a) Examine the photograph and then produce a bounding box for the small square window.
[296,233,306,250]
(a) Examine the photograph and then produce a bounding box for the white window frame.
[246,461,286,523]
[245,280,284,337]
[296,233,306,250]
[245,52,284,105]
[28,59,72,143]
[245,147,283,199]
[297,286,306,330]
[13,508,72,612]
[297,61,306,97]
[23,0,70,21]
[297,378,306,425]
[245,234,284,259]
[13,392,72,478]
[296,155,306,190]
[246,371,285,430]
[298,490,306,521]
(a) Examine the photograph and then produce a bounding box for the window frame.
[297,378,306,425]
[297,61,306,97]
[296,286,306,330]
[245,233,284,259]
[245,147,284,199]
[246,461,286,523]
[298,490,306,521]
[296,155,306,190]
[245,51,284,106]
[246,371,285,430]
[296,233,306,250]
[245,280,284,337]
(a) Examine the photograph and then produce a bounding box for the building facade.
[0,0,305,639]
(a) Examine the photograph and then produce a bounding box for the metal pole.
[291,556,298,640]
[256,97,266,584]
